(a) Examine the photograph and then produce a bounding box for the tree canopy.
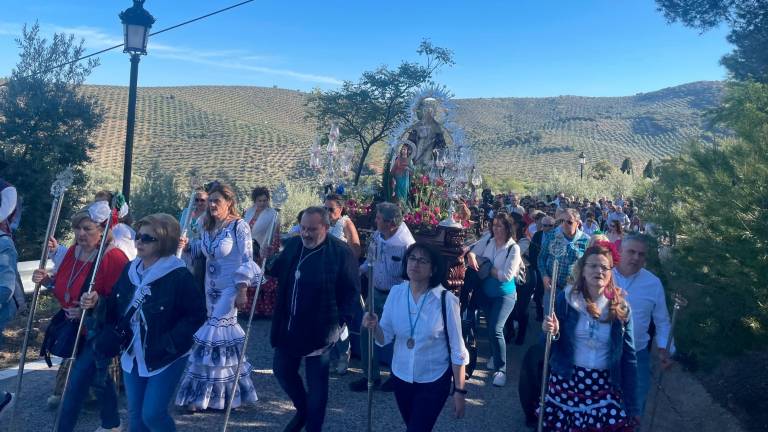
[640,80,768,362]
[306,40,454,185]
[656,0,768,82]
[0,23,102,258]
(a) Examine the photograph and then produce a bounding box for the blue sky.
[0,1,731,98]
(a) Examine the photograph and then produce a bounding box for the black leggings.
[392,368,452,432]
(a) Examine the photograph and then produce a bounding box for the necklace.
[406,285,429,350]
[64,248,97,304]
[294,245,325,281]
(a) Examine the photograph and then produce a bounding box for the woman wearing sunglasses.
[179,187,208,284]
[82,213,207,431]
[540,241,639,431]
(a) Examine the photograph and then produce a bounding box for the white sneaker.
[487,357,495,370]
[492,371,507,387]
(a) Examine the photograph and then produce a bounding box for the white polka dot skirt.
[537,366,634,431]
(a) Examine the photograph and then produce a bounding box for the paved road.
[0,314,744,432]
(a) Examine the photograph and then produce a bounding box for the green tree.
[0,23,102,259]
[588,159,617,180]
[642,159,655,178]
[640,80,768,362]
[656,0,768,82]
[306,40,454,185]
[620,157,634,175]
[130,161,185,220]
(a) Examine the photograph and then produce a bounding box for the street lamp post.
[578,151,586,180]
[119,0,155,202]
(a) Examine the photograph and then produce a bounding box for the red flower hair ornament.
[593,240,621,266]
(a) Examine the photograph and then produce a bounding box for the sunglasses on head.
[135,233,159,243]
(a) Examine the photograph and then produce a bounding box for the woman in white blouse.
[465,213,522,387]
[363,243,468,431]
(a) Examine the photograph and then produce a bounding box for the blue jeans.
[58,343,120,432]
[123,356,188,432]
[636,347,651,416]
[273,348,331,432]
[483,292,517,372]
[0,235,18,348]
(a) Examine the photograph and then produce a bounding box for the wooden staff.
[222,183,287,432]
[13,169,73,403]
[648,293,687,431]
[52,203,115,432]
[537,259,560,432]
[366,237,379,432]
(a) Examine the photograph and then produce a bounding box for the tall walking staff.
[12,168,74,413]
[366,237,379,432]
[648,293,687,431]
[221,183,288,432]
[52,199,116,432]
[537,259,560,432]
[537,232,569,432]
[177,176,202,258]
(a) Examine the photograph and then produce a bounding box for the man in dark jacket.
[267,206,360,432]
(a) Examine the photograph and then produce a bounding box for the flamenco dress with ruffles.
[175,219,260,410]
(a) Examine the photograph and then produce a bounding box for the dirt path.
[0,316,745,432]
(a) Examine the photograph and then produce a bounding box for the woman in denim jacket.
[541,241,639,431]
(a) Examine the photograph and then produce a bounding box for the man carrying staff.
[537,209,590,316]
[613,234,674,416]
[349,202,415,393]
[268,206,360,432]
[0,158,19,419]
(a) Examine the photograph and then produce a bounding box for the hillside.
[82,81,724,187]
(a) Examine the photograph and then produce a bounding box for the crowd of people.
[0,165,675,432]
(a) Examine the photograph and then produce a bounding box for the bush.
[534,168,647,201]
[280,181,322,231]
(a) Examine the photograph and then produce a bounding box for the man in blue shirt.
[537,208,590,316]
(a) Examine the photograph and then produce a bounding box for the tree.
[0,23,102,259]
[639,80,768,362]
[588,159,617,180]
[656,0,768,82]
[130,161,185,220]
[643,159,655,178]
[306,40,454,185]
[620,157,634,175]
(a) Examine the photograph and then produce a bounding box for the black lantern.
[119,0,155,202]
[119,0,155,55]
[578,151,586,180]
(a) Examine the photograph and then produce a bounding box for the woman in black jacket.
[82,213,206,431]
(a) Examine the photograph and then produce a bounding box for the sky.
[0,0,732,98]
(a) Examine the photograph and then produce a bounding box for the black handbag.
[40,309,81,367]
[40,262,97,367]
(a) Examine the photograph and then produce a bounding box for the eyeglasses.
[407,256,431,266]
[585,263,611,273]
[135,233,159,244]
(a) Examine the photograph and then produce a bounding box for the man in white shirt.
[507,194,525,216]
[608,205,631,230]
[612,234,673,416]
[350,202,415,392]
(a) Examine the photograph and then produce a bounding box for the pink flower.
[420,175,429,185]
[421,204,428,211]
[435,177,445,187]
[430,217,439,226]
[434,207,441,213]
[414,213,423,224]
